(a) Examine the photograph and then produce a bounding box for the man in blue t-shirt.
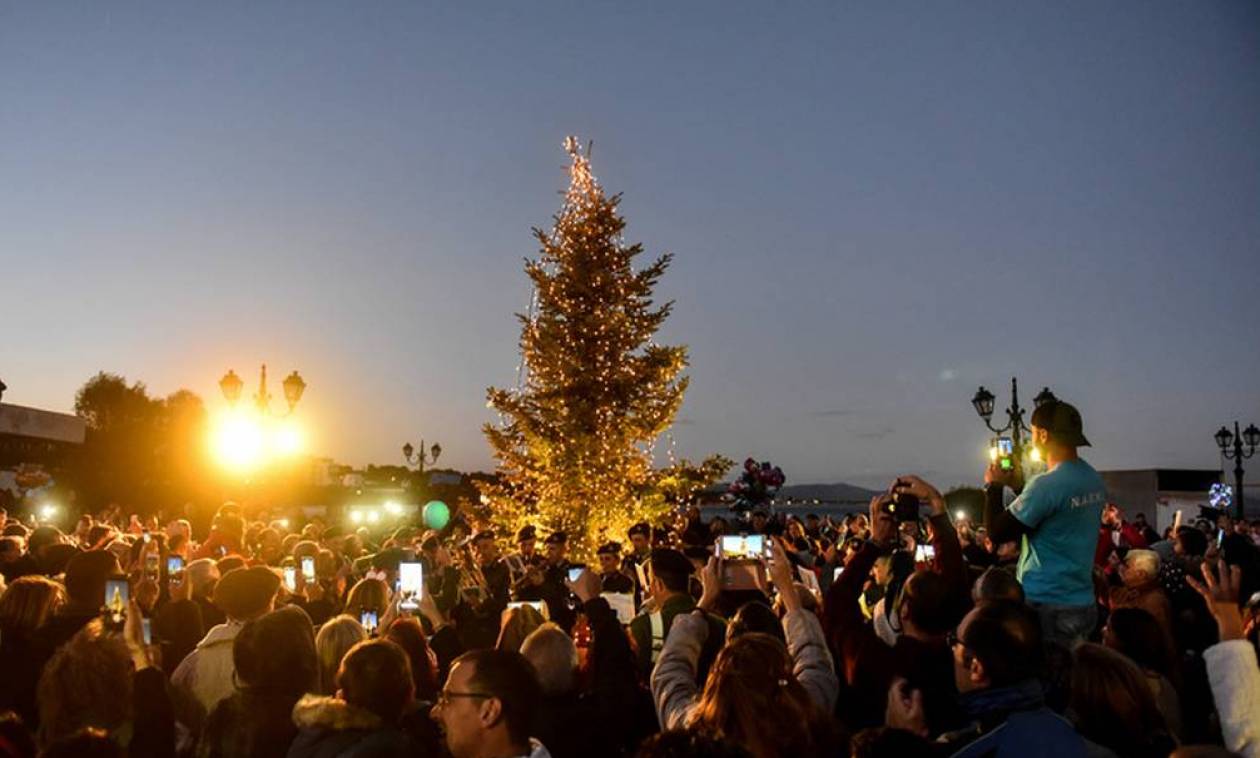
[983,399,1106,647]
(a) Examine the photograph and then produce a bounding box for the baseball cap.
[1030,400,1091,447]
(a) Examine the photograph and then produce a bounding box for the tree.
[72,372,209,513]
[482,138,715,557]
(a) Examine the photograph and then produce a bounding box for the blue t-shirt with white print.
[1007,458,1106,606]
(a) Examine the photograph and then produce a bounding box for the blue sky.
[2,2,1258,489]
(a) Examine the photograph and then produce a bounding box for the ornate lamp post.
[1214,421,1259,520]
[219,365,306,417]
[402,440,442,475]
[970,378,1057,465]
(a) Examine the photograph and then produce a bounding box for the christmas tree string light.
[480,137,728,558]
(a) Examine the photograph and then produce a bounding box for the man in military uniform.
[451,529,510,650]
[505,525,543,589]
[622,522,653,605]
[596,541,635,594]
[628,548,726,682]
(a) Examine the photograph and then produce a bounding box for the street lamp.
[1214,420,1259,520]
[403,440,442,474]
[971,378,1055,465]
[219,365,305,417]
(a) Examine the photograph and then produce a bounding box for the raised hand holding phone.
[564,566,601,604]
[767,539,801,612]
[868,494,896,546]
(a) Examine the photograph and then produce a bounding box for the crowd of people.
[0,399,1258,758]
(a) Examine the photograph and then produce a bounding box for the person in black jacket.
[288,639,420,758]
[198,605,319,758]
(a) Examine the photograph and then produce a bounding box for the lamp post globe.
[283,371,307,412]
[219,370,244,406]
[1216,426,1234,452]
[971,387,996,421]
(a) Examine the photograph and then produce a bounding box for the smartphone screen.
[719,535,743,559]
[567,566,584,583]
[361,610,378,634]
[300,556,316,581]
[399,561,423,610]
[833,566,844,582]
[144,553,160,580]
[744,534,766,558]
[166,555,185,578]
[141,617,152,645]
[997,437,1014,456]
[1217,528,1225,548]
[104,578,129,613]
[915,544,937,562]
[283,566,297,592]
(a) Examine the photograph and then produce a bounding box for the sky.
[2,1,1258,490]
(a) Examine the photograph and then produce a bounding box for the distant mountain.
[777,482,882,503]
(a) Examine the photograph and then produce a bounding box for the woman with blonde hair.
[496,603,546,653]
[0,576,66,723]
[342,578,388,620]
[314,615,368,695]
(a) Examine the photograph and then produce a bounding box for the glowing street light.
[971,378,1055,469]
[214,364,307,471]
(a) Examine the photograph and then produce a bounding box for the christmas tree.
[482,138,707,558]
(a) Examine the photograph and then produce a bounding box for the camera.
[885,480,921,523]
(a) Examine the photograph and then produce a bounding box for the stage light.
[955,510,966,521]
[384,501,403,516]
[350,510,365,525]
[367,510,381,524]
[39,504,58,521]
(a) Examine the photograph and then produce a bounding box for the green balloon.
[423,500,450,530]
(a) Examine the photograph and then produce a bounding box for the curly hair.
[36,620,133,747]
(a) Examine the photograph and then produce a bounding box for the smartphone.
[167,555,185,583]
[144,553,160,583]
[103,576,129,631]
[915,544,937,562]
[104,577,130,612]
[300,556,316,581]
[567,566,585,583]
[142,530,151,544]
[283,566,297,592]
[719,535,766,560]
[1217,528,1226,548]
[141,617,153,646]
[398,561,423,610]
[833,566,844,582]
[361,610,379,634]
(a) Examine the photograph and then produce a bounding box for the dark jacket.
[0,628,44,727]
[823,529,962,735]
[287,695,418,758]
[628,594,725,683]
[198,689,303,758]
[942,680,1090,758]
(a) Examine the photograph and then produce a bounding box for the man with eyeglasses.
[431,648,552,758]
[887,601,1092,755]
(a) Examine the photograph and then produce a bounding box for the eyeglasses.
[435,689,494,708]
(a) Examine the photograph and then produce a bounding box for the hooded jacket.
[287,695,417,758]
[171,620,244,749]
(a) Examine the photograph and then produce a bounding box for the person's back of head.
[634,729,752,758]
[519,623,577,696]
[212,566,279,622]
[1070,642,1172,756]
[956,601,1043,690]
[384,617,439,703]
[315,615,368,695]
[26,527,62,557]
[899,570,954,636]
[61,551,119,610]
[36,621,132,748]
[185,558,219,598]
[1103,607,1177,681]
[1175,527,1207,558]
[0,576,64,636]
[496,604,545,653]
[234,605,318,696]
[38,727,120,758]
[336,639,414,724]
[1121,549,1160,584]
[344,578,388,617]
[649,549,694,595]
[727,602,785,645]
[691,632,834,758]
[972,567,1025,606]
